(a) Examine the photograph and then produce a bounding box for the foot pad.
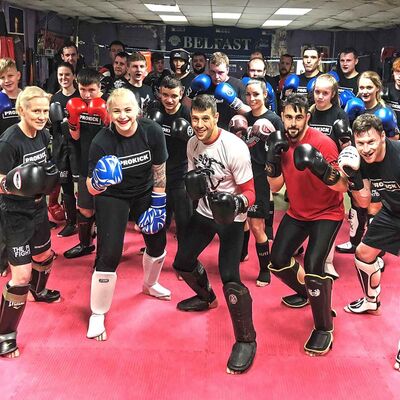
[87,313,107,340]
[227,341,257,374]
[304,330,333,356]
[344,297,380,315]
[177,295,218,312]
[281,294,309,308]
[143,283,171,300]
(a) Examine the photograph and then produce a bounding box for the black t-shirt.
[309,105,349,149]
[155,103,191,188]
[0,97,18,136]
[126,83,155,113]
[88,118,168,199]
[101,76,130,98]
[297,71,322,94]
[386,83,400,129]
[179,72,196,98]
[338,74,359,94]
[205,76,247,130]
[0,124,50,207]
[361,138,400,214]
[244,110,284,167]
[77,95,108,177]
[51,89,80,138]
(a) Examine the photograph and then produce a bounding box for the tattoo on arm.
[152,163,166,189]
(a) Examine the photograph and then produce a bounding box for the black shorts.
[362,206,400,255]
[247,168,270,219]
[77,176,94,210]
[1,204,51,266]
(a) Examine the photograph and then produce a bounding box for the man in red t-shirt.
[265,93,348,356]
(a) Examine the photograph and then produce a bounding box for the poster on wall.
[166,26,272,58]
[9,7,24,35]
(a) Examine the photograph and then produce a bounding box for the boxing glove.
[1,162,47,196]
[265,130,289,177]
[344,97,365,121]
[137,192,167,234]
[170,118,193,142]
[49,102,65,126]
[306,77,317,94]
[281,74,299,99]
[66,97,87,132]
[266,82,277,112]
[242,77,251,86]
[338,146,363,191]
[207,191,247,225]
[215,82,245,111]
[88,98,109,126]
[294,144,340,186]
[0,92,12,114]
[328,70,339,82]
[91,155,123,192]
[228,114,248,141]
[250,118,276,142]
[187,74,211,98]
[339,90,355,108]
[332,119,352,146]
[374,107,399,138]
[185,170,208,201]
[147,108,164,125]
[41,162,60,195]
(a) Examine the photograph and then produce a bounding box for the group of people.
[0,39,400,375]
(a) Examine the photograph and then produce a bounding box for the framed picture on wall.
[9,7,24,35]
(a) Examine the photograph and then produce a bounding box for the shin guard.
[256,241,271,286]
[63,193,77,225]
[87,271,117,339]
[223,282,256,373]
[349,206,368,247]
[240,230,250,262]
[0,283,29,355]
[30,252,60,303]
[304,274,333,355]
[269,258,308,304]
[176,262,217,311]
[142,250,170,300]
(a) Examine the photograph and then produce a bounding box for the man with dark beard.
[191,52,207,76]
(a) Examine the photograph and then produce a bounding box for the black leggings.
[271,214,342,276]
[174,212,244,284]
[94,194,166,272]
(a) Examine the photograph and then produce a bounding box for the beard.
[194,66,206,74]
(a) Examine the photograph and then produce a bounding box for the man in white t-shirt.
[173,94,257,375]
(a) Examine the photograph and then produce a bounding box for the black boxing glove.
[1,162,47,196]
[294,144,340,186]
[207,192,247,225]
[184,170,208,201]
[265,130,289,177]
[332,119,352,147]
[41,162,60,195]
[170,118,193,142]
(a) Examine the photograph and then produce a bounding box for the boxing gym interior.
[1,0,400,399]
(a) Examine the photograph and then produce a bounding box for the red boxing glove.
[66,97,87,132]
[88,98,109,126]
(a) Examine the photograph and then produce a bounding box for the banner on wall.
[166,26,272,57]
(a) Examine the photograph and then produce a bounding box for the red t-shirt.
[281,127,344,221]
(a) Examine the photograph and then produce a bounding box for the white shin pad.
[355,257,381,301]
[87,271,117,338]
[142,250,171,300]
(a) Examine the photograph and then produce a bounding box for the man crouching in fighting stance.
[266,93,348,356]
[0,86,60,357]
[174,94,257,374]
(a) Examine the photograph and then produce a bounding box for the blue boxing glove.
[0,92,12,114]
[138,192,167,234]
[266,82,276,112]
[328,70,339,81]
[186,74,211,98]
[339,90,355,108]
[91,155,123,191]
[306,77,317,94]
[345,97,366,121]
[375,107,399,137]
[242,76,251,86]
[281,74,299,99]
[215,82,245,111]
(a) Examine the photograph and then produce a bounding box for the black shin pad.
[223,282,257,373]
[0,283,29,355]
[30,253,60,302]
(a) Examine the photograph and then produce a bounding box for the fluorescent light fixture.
[160,14,187,22]
[262,20,293,27]
[145,4,180,12]
[274,8,312,16]
[213,13,241,19]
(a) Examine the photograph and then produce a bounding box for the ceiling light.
[160,15,187,22]
[274,8,312,16]
[213,13,241,19]
[145,4,180,12]
[262,20,293,27]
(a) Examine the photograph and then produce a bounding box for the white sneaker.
[344,297,380,315]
